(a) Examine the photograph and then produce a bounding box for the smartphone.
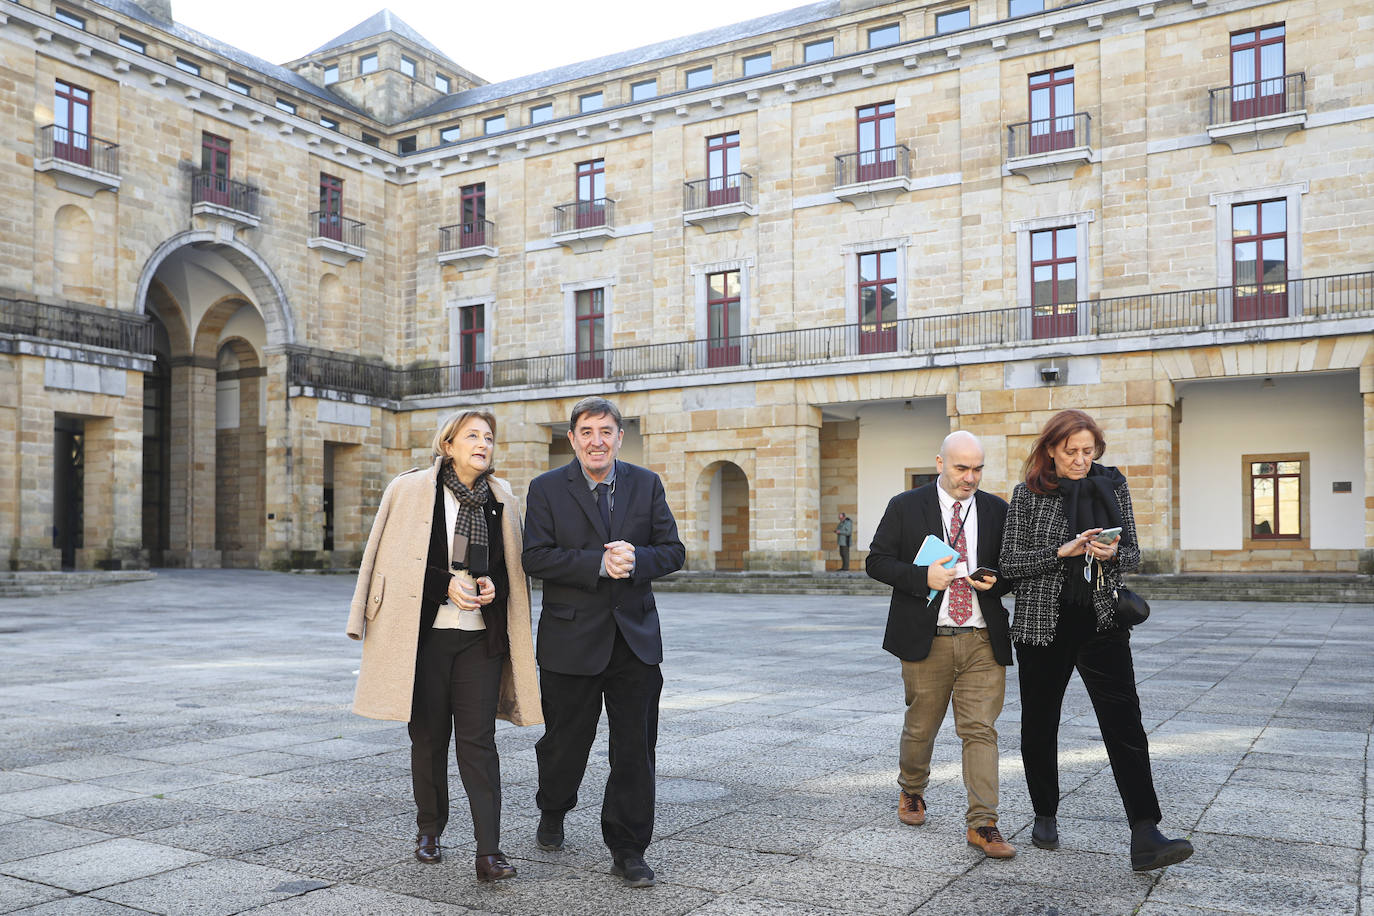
[1094,527,1123,544]
[968,566,997,582]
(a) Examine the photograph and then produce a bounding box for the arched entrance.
[697,461,751,571]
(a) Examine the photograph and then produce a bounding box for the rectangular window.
[362,132,380,147]
[631,78,657,101]
[227,78,251,96]
[460,183,487,247]
[400,56,416,78]
[55,9,85,28]
[707,271,742,367]
[936,8,971,33]
[742,52,771,76]
[706,132,741,205]
[1231,24,1286,120]
[320,116,340,130]
[360,53,378,75]
[685,65,713,89]
[435,73,451,93]
[1009,0,1044,15]
[804,39,834,62]
[458,305,486,391]
[1232,199,1288,320]
[867,23,900,48]
[529,103,553,124]
[52,79,91,165]
[323,64,339,84]
[318,173,343,240]
[175,58,201,76]
[1030,227,1078,338]
[857,250,898,353]
[439,124,461,144]
[575,159,606,228]
[274,98,296,115]
[856,101,897,181]
[199,132,232,205]
[484,114,506,134]
[118,34,147,53]
[579,91,604,113]
[1249,457,1302,539]
[397,135,416,154]
[575,289,605,379]
[1028,66,1075,153]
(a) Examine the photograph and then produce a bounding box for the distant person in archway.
[834,511,853,570]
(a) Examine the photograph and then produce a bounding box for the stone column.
[746,399,823,572]
[14,357,60,569]
[164,356,219,567]
[1362,364,1374,574]
[260,349,293,568]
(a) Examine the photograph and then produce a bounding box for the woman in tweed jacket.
[1000,410,1193,872]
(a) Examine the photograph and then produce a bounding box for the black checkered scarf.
[439,460,490,567]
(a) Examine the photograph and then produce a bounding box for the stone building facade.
[1,0,1370,574]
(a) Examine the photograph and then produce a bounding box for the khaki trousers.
[899,629,1006,828]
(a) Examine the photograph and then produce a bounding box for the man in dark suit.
[865,431,1018,859]
[522,396,684,888]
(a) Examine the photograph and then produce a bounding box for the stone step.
[0,571,156,598]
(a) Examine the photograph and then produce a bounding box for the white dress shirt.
[934,485,986,629]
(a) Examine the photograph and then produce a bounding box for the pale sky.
[170,0,810,85]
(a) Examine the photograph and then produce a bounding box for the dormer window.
[401,56,416,78]
[323,65,339,85]
[435,73,451,93]
[360,53,378,75]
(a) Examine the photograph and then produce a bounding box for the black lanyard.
[943,500,969,552]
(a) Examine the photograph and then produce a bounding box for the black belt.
[934,625,983,636]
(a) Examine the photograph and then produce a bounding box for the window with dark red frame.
[200,132,231,205]
[318,173,343,241]
[460,183,486,248]
[1031,226,1077,339]
[856,102,896,181]
[458,304,485,390]
[1231,24,1285,120]
[575,289,605,379]
[857,250,897,353]
[53,80,91,166]
[575,159,605,229]
[1232,199,1287,320]
[707,271,742,367]
[1028,66,1075,153]
[1250,458,1301,538]
[706,132,741,206]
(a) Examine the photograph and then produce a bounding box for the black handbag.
[1113,586,1150,627]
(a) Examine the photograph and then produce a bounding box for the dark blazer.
[865,482,1015,666]
[522,459,685,676]
[419,477,510,657]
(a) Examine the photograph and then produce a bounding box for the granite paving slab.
[0,837,207,893]
[0,875,66,913]
[89,859,315,915]
[5,896,154,915]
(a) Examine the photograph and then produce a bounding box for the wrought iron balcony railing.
[1007,112,1091,158]
[285,345,407,400]
[191,169,260,217]
[554,198,615,233]
[684,173,754,210]
[1208,72,1306,125]
[37,124,120,175]
[0,297,153,354]
[308,210,365,248]
[440,220,496,252]
[834,145,910,186]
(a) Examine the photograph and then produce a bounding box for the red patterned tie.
[948,502,972,625]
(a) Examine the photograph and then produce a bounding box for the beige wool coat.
[345,460,541,726]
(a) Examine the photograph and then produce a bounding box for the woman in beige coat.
[347,409,540,881]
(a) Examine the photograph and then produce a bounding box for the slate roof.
[308,9,458,65]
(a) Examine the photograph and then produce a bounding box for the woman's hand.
[1057,529,1100,559]
[475,576,496,606]
[447,575,481,611]
[1085,535,1120,561]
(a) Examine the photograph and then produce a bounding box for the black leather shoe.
[1130,821,1194,871]
[611,854,655,888]
[1032,815,1059,850]
[415,834,441,864]
[475,852,517,881]
[536,812,564,851]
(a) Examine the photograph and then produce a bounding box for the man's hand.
[969,573,997,592]
[447,574,481,610]
[603,541,636,579]
[475,576,496,606]
[926,555,958,591]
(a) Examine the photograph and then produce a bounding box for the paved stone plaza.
[0,570,1370,915]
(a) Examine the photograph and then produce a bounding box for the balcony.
[307,210,366,265]
[0,297,153,354]
[1005,112,1093,184]
[833,146,911,210]
[1207,73,1307,153]
[34,125,120,196]
[552,199,615,253]
[683,173,757,232]
[190,170,261,230]
[438,220,497,267]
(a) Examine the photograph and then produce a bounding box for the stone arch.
[54,204,95,301]
[144,278,192,356]
[194,295,256,362]
[692,458,753,571]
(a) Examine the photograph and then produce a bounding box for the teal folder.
[914,533,959,602]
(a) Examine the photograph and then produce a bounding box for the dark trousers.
[1016,601,1162,826]
[839,544,850,570]
[409,628,505,854]
[535,626,663,857]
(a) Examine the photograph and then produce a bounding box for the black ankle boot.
[1130,820,1193,871]
[1032,815,1059,850]
[536,811,565,851]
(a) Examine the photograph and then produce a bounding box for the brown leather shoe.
[967,825,1016,859]
[475,852,516,881]
[415,834,441,864]
[898,790,926,826]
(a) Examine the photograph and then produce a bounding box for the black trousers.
[1016,601,1162,826]
[839,544,850,570]
[535,626,663,857]
[409,628,505,854]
